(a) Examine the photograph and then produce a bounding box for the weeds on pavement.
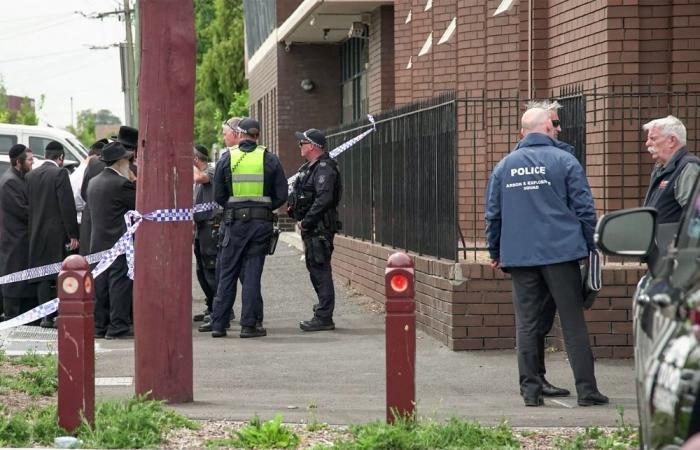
[0,396,198,448]
[554,406,638,450]
[0,351,57,396]
[206,414,300,449]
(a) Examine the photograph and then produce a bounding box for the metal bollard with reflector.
[385,252,416,423]
[57,254,95,432]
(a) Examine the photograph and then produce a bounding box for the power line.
[0,48,90,64]
[0,15,80,40]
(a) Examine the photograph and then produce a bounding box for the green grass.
[553,406,638,450]
[206,414,300,449]
[312,416,520,450]
[0,396,198,449]
[0,351,58,397]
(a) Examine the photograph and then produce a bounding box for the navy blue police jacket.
[485,132,596,268]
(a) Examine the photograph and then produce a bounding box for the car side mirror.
[595,207,657,258]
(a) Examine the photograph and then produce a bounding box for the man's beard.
[20,162,31,174]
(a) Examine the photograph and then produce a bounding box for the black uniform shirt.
[296,152,341,231]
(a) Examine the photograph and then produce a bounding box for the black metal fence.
[326,93,457,261]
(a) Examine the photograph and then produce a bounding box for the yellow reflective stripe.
[228,196,271,203]
[232,174,265,182]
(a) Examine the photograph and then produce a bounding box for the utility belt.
[223,206,274,223]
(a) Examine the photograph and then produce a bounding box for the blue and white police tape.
[287,114,376,192]
[0,202,220,332]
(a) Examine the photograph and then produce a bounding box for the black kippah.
[9,144,27,159]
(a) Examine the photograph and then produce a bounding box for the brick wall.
[368,6,396,114]
[333,234,638,357]
[275,44,341,176]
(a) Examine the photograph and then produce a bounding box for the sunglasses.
[551,119,561,128]
[298,141,311,147]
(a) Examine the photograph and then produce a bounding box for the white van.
[0,123,88,165]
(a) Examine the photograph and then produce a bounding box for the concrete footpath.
[71,233,636,426]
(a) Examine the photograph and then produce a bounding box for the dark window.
[243,0,275,57]
[0,134,18,153]
[340,26,369,124]
[28,136,51,158]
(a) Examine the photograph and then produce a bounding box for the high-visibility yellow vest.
[229,145,270,203]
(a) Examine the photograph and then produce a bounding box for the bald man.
[485,107,607,408]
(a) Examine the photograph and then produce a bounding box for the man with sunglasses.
[288,129,342,332]
[204,117,287,339]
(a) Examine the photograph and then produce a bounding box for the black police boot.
[541,377,570,397]
[198,322,230,332]
[193,309,209,322]
[299,317,335,332]
[211,330,227,338]
[240,326,266,338]
[523,395,544,407]
[577,391,609,406]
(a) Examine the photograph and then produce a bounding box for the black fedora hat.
[100,142,133,163]
[116,126,138,149]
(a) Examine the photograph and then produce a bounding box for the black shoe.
[202,314,211,324]
[578,391,609,406]
[523,395,544,407]
[95,331,106,339]
[193,309,209,322]
[105,329,134,340]
[212,330,227,338]
[240,326,266,338]
[300,317,335,332]
[542,378,570,397]
[198,322,230,332]
[40,317,57,329]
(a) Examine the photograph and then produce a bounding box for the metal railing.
[326,93,457,261]
[457,84,700,260]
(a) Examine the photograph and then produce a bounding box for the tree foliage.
[194,0,248,149]
[66,109,121,148]
[0,77,40,125]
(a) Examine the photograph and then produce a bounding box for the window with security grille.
[340,25,369,124]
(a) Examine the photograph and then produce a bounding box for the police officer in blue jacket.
[485,107,608,407]
[204,117,288,338]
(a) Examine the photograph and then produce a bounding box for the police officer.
[485,107,607,407]
[204,117,287,338]
[288,128,342,332]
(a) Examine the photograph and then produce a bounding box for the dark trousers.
[303,233,335,320]
[509,261,597,398]
[211,219,271,331]
[194,238,217,312]
[537,293,557,378]
[37,278,57,319]
[94,255,132,336]
[3,297,38,320]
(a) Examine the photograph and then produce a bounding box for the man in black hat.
[115,125,139,178]
[87,142,136,339]
[80,139,111,255]
[200,117,287,338]
[192,144,221,321]
[0,144,37,320]
[72,138,109,250]
[289,128,342,332]
[26,141,79,328]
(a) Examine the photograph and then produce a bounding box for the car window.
[676,176,700,249]
[0,161,9,176]
[0,134,18,153]
[66,138,88,159]
[27,136,51,158]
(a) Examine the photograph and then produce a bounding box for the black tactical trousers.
[302,232,335,320]
[194,238,217,312]
[509,261,597,399]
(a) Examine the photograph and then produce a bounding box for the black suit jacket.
[26,161,79,269]
[79,157,107,255]
[0,168,33,297]
[87,168,136,253]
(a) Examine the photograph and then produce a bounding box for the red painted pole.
[57,255,95,432]
[385,252,416,423]
[133,0,196,402]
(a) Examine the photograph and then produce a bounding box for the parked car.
[0,123,87,167]
[595,182,700,449]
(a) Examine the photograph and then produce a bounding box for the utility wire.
[0,15,80,40]
[0,48,90,64]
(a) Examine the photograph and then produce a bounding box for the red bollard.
[385,252,416,423]
[57,255,95,432]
